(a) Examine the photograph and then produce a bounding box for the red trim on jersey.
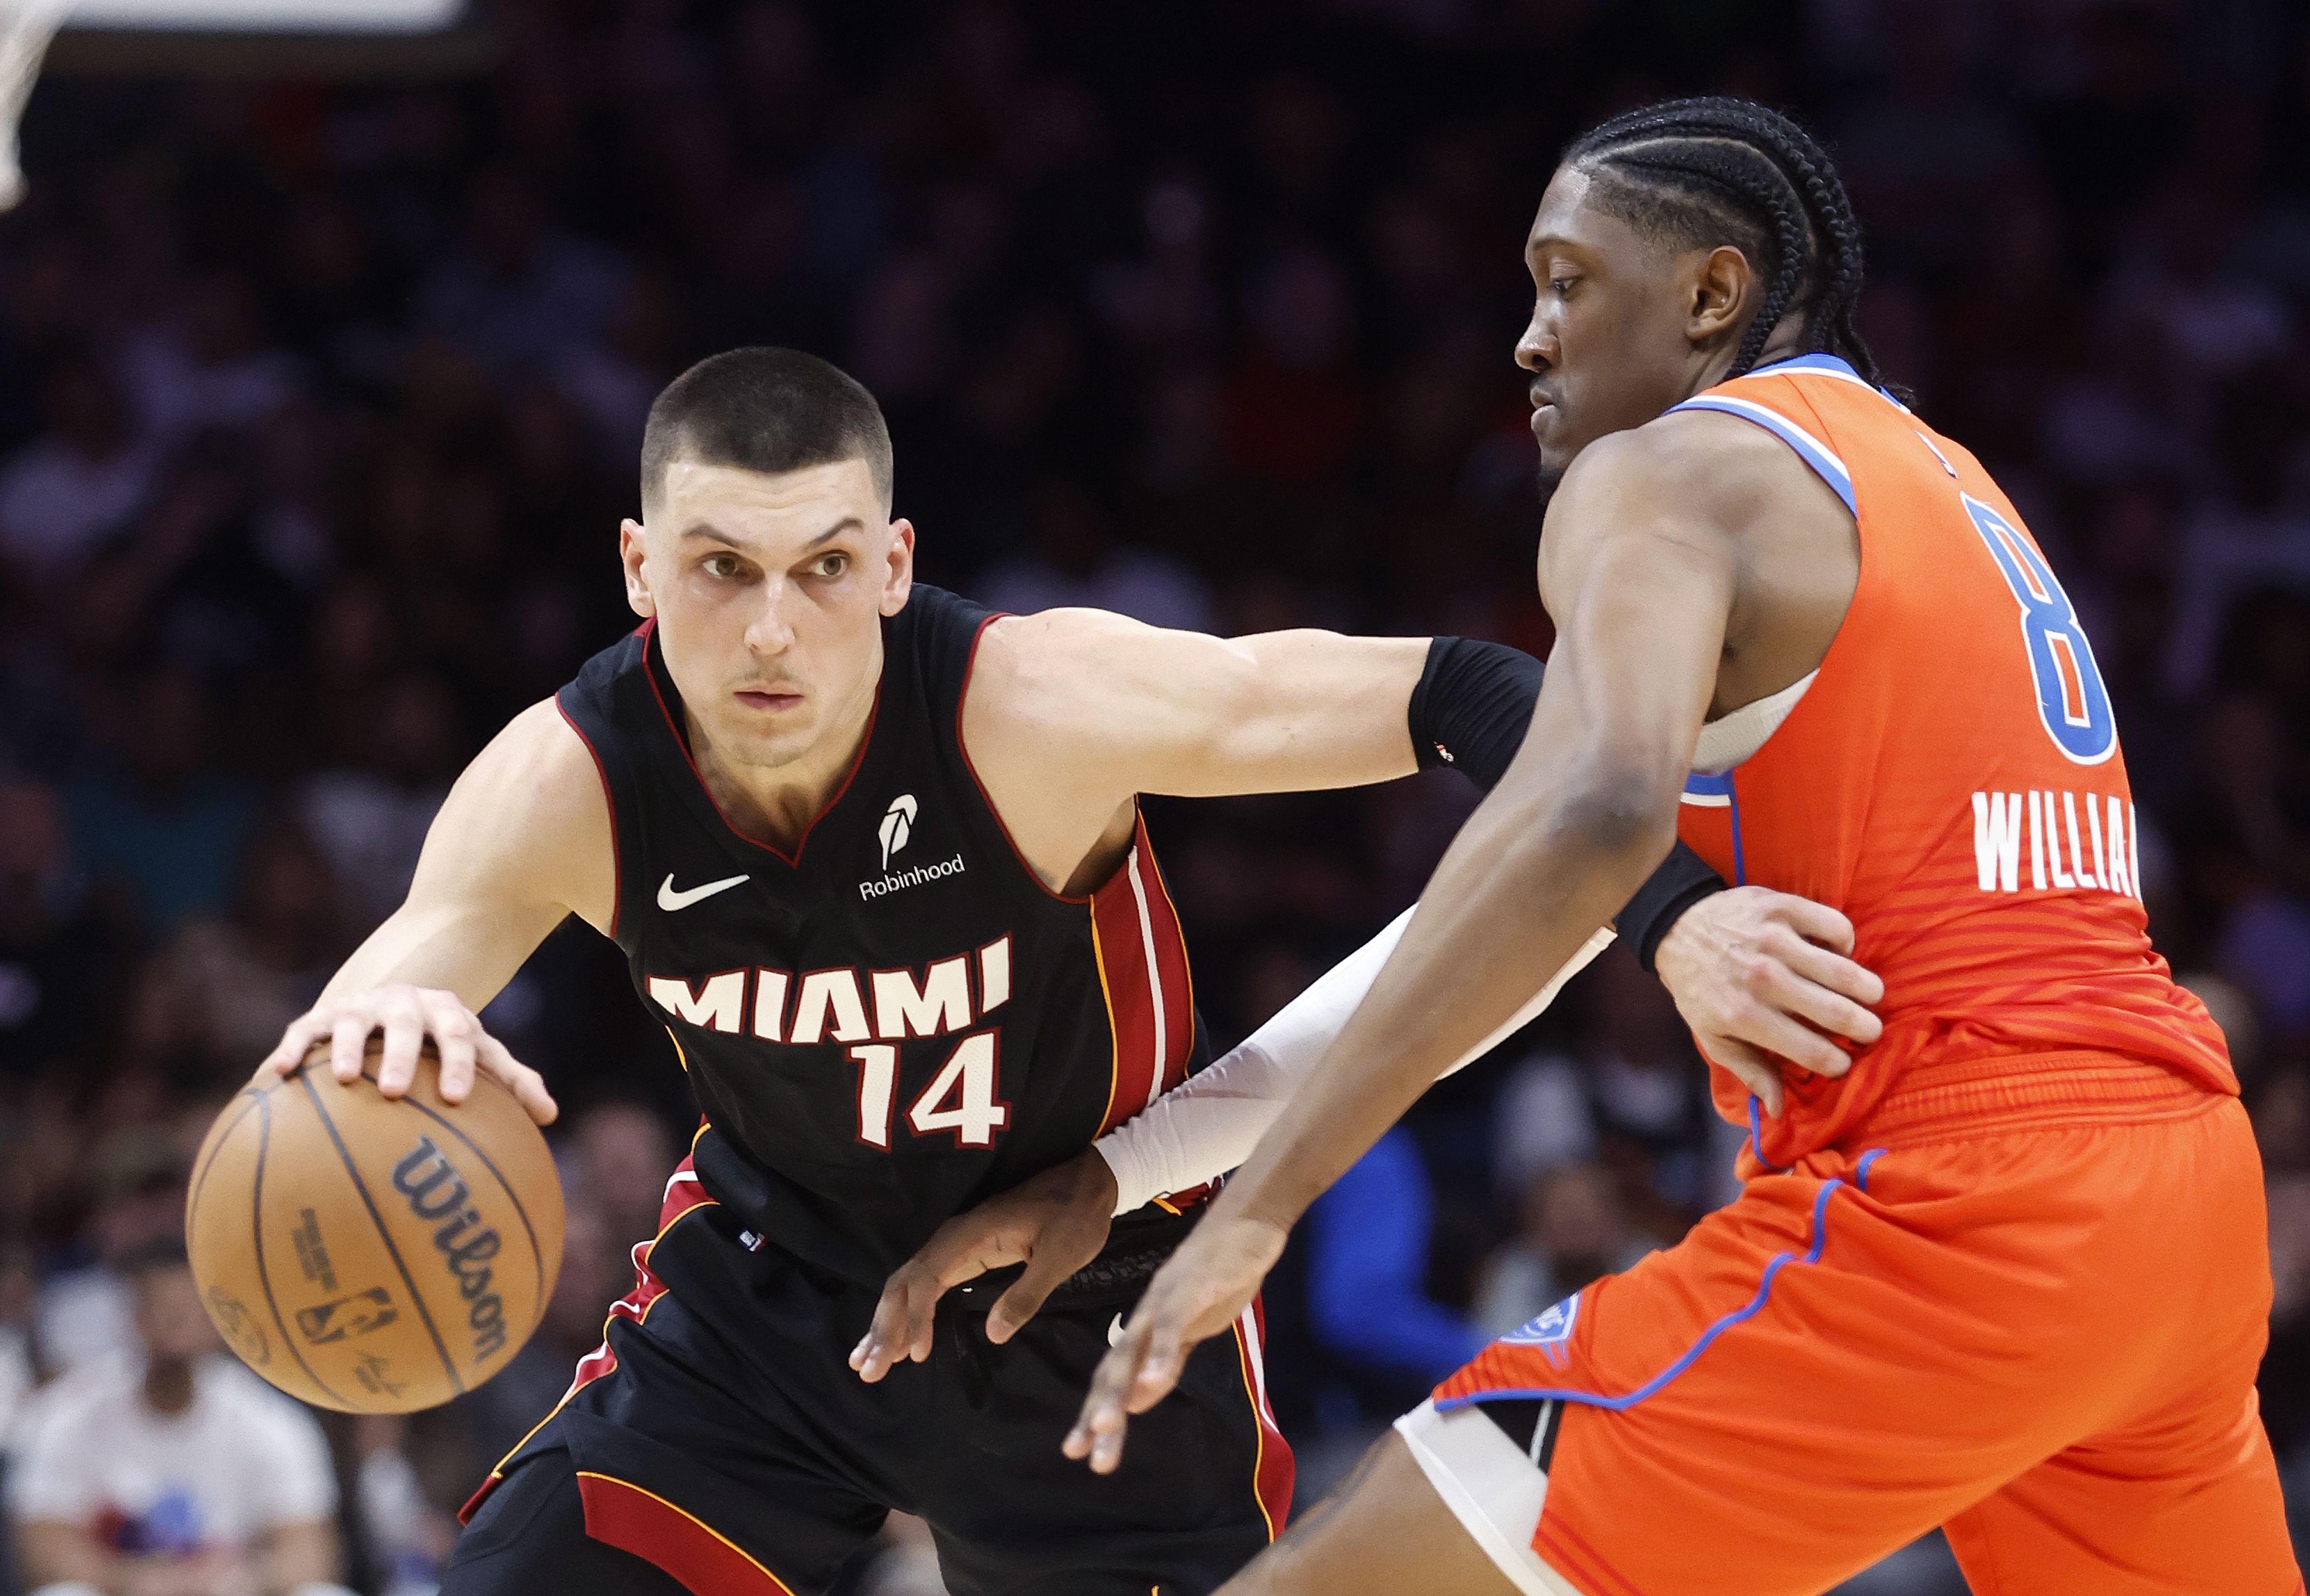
[458,1150,716,1525]
[1230,1297,1295,1539]
[555,698,622,940]
[637,617,878,868]
[574,1470,801,1595]
[1089,823,1196,1136]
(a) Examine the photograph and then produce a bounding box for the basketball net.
[0,0,70,212]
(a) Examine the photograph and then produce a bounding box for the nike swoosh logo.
[657,872,750,911]
[1109,1314,1127,1347]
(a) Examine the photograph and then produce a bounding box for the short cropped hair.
[640,347,894,514]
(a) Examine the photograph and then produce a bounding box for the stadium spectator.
[6,1239,352,1596]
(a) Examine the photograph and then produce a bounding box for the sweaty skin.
[1062,164,1860,1550]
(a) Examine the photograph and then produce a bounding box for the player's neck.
[687,685,876,853]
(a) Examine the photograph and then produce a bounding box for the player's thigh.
[922,1302,1288,1596]
[1213,1425,1529,1596]
[1944,1403,2302,1595]
[443,1446,693,1596]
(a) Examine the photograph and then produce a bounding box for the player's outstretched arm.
[1067,425,1768,1472]
[255,699,617,1125]
[968,608,1428,816]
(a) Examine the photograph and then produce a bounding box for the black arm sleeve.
[1407,636,1727,974]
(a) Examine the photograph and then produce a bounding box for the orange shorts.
[1432,1053,2301,1596]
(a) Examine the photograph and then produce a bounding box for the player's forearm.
[1192,629,1429,794]
[1212,760,1677,1234]
[317,898,564,1015]
[1093,908,1613,1213]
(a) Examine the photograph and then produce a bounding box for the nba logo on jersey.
[1503,1293,1581,1367]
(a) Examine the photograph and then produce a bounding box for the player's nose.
[1515,318,1554,374]
[744,589,800,655]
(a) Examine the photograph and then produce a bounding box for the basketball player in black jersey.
[255,348,1884,1596]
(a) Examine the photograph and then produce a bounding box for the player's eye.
[1549,276,1577,298]
[809,552,851,579]
[703,553,744,579]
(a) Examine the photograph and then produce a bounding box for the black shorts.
[443,1201,1292,1596]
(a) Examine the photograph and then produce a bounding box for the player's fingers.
[264,1012,324,1076]
[1067,1337,1143,1466]
[1765,894,1859,957]
[1739,1003,1851,1080]
[476,1034,559,1125]
[1748,952,1879,1052]
[329,1010,375,1084]
[375,992,426,1098]
[1709,1038,1785,1116]
[1764,925,1886,1014]
[1126,1313,1187,1415]
[987,1244,1076,1346]
[850,1265,936,1382]
[429,1003,479,1107]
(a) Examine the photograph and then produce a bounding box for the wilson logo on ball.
[389,1136,510,1362]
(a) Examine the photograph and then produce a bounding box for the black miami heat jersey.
[555,584,1206,1282]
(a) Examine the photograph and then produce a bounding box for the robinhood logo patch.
[879,793,918,869]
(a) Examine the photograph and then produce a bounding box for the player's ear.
[879,519,915,617]
[620,518,656,619]
[1688,244,1755,349]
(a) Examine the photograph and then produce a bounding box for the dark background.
[1,1,2307,1591]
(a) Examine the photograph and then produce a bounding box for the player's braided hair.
[1563,97,1881,385]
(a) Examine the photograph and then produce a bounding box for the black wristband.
[1407,636,1544,793]
[1409,637,1727,972]
[1614,841,1727,974]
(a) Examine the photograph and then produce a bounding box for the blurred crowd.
[0,0,2306,1591]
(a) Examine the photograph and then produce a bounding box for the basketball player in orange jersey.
[250,343,1875,1594]
[1001,97,2301,1595]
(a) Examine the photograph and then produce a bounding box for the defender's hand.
[258,984,557,1126]
[1654,887,1884,1115]
[851,1150,1118,1382]
[1067,1211,1285,1475]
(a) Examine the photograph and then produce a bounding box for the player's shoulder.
[421,696,613,903]
[469,696,602,796]
[1551,404,1827,542]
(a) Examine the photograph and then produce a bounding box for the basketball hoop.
[0,0,71,212]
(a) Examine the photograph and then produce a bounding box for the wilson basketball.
[185,1041,564,1414]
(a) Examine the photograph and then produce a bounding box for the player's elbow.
[1546,762,1682,871]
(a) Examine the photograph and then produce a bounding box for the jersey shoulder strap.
[554,626,657,947]
[887,583,1004,731]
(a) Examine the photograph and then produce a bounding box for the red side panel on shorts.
[459,1145,717,1524]
[1230,1296,1295,1538]
[576,1469,800,1595]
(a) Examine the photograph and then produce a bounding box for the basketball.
[184,1041,564,1414]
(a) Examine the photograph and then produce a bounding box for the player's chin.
[722,716,816,771]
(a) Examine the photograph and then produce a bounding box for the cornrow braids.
[1563,97,1882,386]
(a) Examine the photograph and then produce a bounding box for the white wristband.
[1095,915,1614,1215]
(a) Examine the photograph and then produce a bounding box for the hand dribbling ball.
[186,1040,564,1413]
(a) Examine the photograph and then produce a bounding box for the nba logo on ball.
[1503,1293,1581,1367]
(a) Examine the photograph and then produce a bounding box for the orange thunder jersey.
[1665,354,2233,1168]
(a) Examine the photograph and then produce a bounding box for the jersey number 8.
[1963,492,2116,766]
